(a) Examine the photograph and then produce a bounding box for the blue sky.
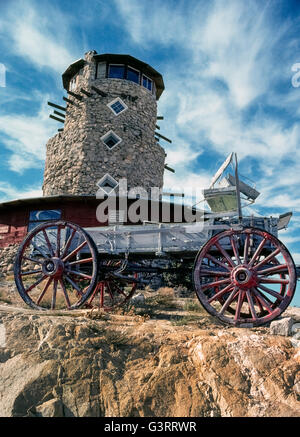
[0,0,300,305]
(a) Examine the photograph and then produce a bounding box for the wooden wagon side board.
[0,194,205,249]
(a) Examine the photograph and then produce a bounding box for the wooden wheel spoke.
[234,290,246,321]
[215,242,235,267]
[87,283,100,306]
[106,281,114,301]
[15,221,98,311]
[100,282,104,307]
[30,241,49,259]
[110,280,127,297]
[65,269,92,280]
[252,288,273,314]
[37,277,53,305]
[64,274,83,295]
[243,234,250,264]
[61,228,77,259]
[51,280,58,309]
[248,237,267,267]
[59,279,71,309]
[257,284,284,301]
[245,289,258,320]
[219,287,239,315]
[258,290,273,305]
[42,229,55,257]
[254,248,281,270]
[230,235,241,264]
[257,264,288,276]
[56,225,61,257]
[205,254,231,271]
[24,275,48,294]
[259,277,289,285]
[253,293,264,313]
[208,283,234,303]
[68,257,94,266]
[200,268,230,276]
[201,278,231,292]
[62,241,87,262]
[21,269,43,276]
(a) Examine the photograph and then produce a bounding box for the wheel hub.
[42,257,64,278]
[231,265,258,289]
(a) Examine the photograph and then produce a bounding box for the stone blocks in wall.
[43,55,165,197]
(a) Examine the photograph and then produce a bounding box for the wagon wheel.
[193,228,296,327]
[215,256,287,317]
[86,260,139,311]
[14,221,98,310]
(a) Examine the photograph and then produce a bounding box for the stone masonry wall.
[0,245,19,278]
[43,52,165,196]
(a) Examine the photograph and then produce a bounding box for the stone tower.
[43,51,166,196]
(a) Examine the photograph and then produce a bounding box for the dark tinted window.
[142,75,152,91]
[108,65,125,79]
[127,67,139,84]
[29,210,61,222]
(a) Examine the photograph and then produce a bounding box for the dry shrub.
[157,287,175,297]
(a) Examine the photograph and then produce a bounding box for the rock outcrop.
[0,304,299,417]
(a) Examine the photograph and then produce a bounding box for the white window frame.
[107,97,128,116]
[97,62,106,79]
[100,130,122,150]
[142,74,153,92]
[127,65,140,84]
[152,81,156,96]
[96,173,119,194]
[69,75,77,91]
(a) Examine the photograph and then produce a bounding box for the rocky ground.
[0,280,299,417]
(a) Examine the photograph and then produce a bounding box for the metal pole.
[234,153,243,220]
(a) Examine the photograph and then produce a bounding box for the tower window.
[97,62,106,79]
[69,75,77,91]
[108,64,125,79]
[107,97,128,115]
[101,130,122,149]
[127,66,140,84]
[28,209,62,232]
[142,75,153,91]
[97,174,119,194]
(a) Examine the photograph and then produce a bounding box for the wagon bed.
[11,153,299,328]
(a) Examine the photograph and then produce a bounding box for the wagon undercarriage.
[13,216,297,327]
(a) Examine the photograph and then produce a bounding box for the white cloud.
[116,0,298,163]
[0,181,42,202]
[0,0,76,72]
[0,97,55,174]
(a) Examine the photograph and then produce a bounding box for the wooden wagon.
[1,154,298,327]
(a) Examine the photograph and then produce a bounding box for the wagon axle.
[42,258,64,277]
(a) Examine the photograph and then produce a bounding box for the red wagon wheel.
[14,221,98,310]
[86,260,139,311]
[193,228,296,327]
